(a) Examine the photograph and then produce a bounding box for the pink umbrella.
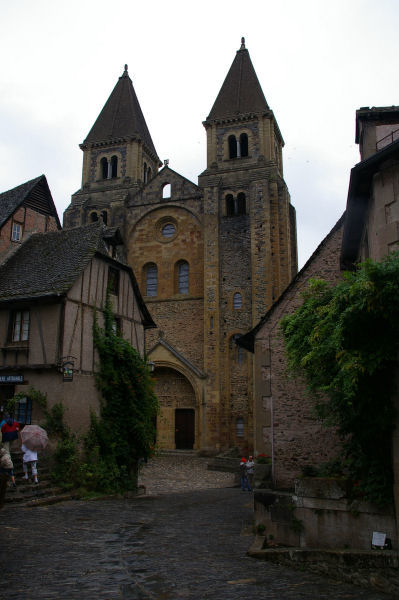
[20,425,48,451]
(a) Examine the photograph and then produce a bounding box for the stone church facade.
[63,40,297,454]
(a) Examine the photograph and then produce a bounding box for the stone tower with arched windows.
[63,40,297,455]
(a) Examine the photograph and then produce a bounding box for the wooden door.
[175,409,195,449]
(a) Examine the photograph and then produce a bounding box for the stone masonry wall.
[255,215,345,488]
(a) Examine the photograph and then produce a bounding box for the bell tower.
[198,38,297,451]
[63,65,161,232]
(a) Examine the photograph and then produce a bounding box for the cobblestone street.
[0,454,394,599]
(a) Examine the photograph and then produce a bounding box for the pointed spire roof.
[83,65,158,158]
[206,38,269,122]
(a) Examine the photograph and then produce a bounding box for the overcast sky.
[0,0,398,268]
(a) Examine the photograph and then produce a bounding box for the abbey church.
[63,39,298,454]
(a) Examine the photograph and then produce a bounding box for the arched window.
[233,292,242,309]
[90,212,98,222]
[162,183,171,199]
[237,192,246,215]
[101,157,108,180]
[147,167,152,181]
[228,135,237,159]
[226,194,234,216]
[111,156,118,178]
[145,263,158,297]
[101,210,108,225]
[177,261,189,294]
[144,163,147,183]
[236,418,244,438]
[240,133,248,157]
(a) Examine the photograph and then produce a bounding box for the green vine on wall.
[281,253,399,507]
[84,292,159,493]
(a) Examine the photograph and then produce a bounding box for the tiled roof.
[206,42,269,122]
[0,222,109,301]
[83,67,158,158]
[0,175,60,229]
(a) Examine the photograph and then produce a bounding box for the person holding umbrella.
[20,425,48,485]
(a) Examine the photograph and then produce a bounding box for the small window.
[101,157,108,180]
[15,397,32,425]
[11,310,30,342]
[108,267,120,295]
[90,212,98,222]
[101,210,108,225]
[162,183,171,199]
[144,162,147,183]
[237,193,246,215]
[162,223,176,238]
[240,133,248,157]
[177,261,189,294]
[147,167,152,181]
[236,418,244,438]
[11,222,22,241]
[233,292,242,309]
[145,263,158,297]
[111,156,118,178]
[226,194,234,216]
[112,318,121,335]
[228,135,237,159]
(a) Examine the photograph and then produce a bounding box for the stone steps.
[2,451,74,508]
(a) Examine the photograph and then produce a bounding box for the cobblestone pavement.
[0,454,394,599]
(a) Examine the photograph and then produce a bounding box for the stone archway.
[153,367,197,450]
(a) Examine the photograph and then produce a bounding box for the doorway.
[175,409,195,449]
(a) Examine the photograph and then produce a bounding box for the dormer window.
[11,222,22,242]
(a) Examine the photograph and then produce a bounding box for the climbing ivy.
[281,252,399,507]
[85,293,159,493]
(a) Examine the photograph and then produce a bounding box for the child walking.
[21,444,39,484]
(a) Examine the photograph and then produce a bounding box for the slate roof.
[82,66,159,159]
[0,221,155,327]
[0,222,107,301]
[0,175,61,229]
[206,40,269,122]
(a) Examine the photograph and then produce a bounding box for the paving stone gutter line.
[248,535,399,597]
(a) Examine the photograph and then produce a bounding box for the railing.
[376,128,399,151]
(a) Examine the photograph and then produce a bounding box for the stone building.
[63,40,297,453]
[0,175,60,262]
[238,106,399,551]
[238,215,345,488]
[0,221,155,431]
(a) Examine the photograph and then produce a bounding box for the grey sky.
[1,0,398,267]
